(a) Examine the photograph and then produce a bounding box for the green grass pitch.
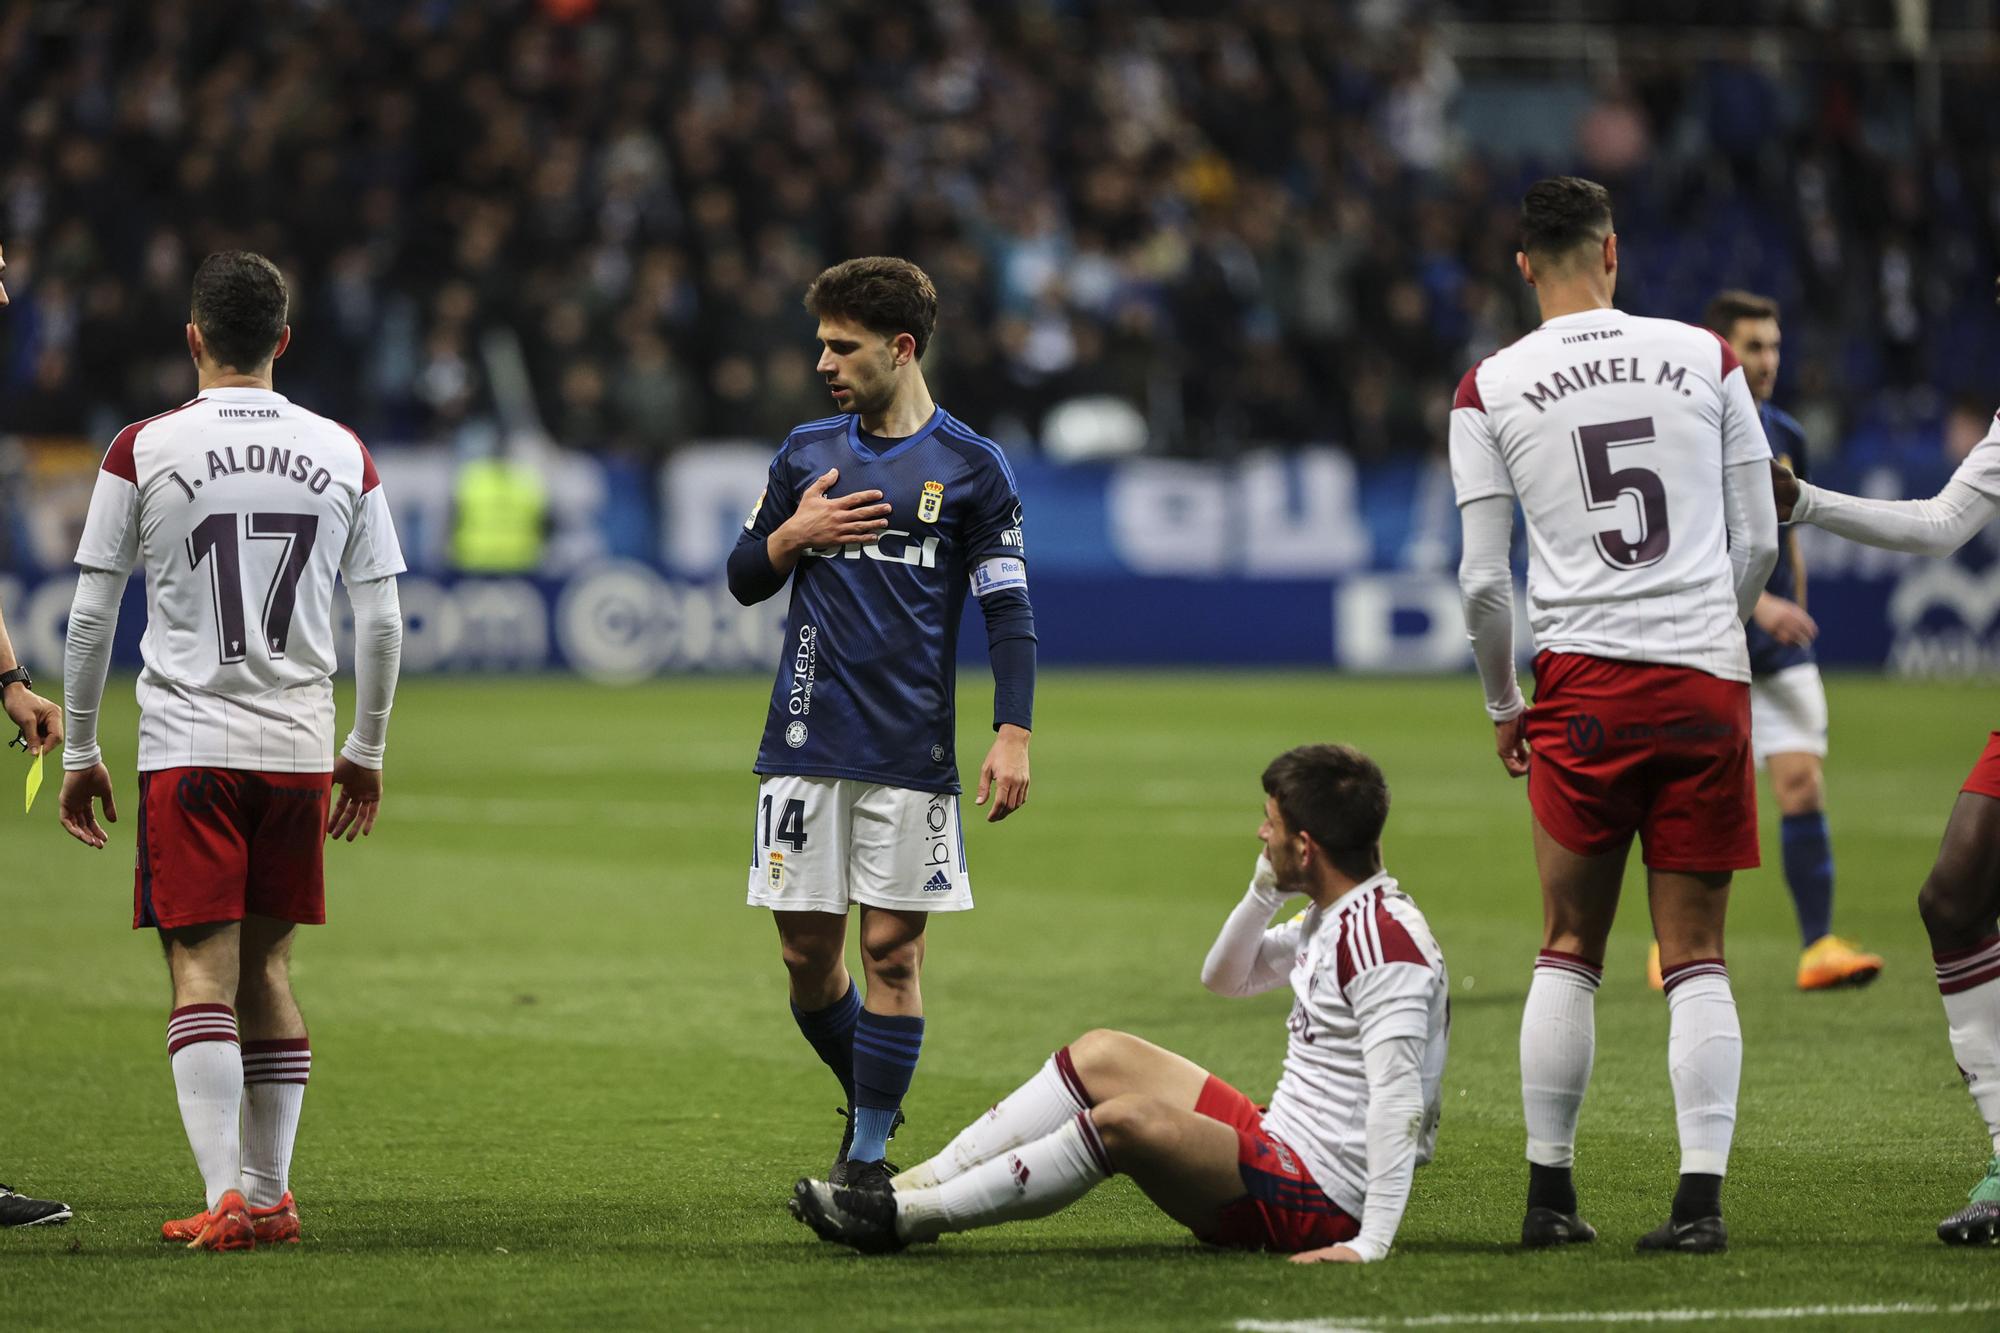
[1,671,1996,1330]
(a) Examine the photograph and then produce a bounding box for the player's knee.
[1088,1095,1166,1156]
[779,935,842,983]
[859,938,921,990]
[1066,1029,1132,1085]
[1771,763,1822,814]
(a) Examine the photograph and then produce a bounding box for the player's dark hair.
[1261,744,1389,881]
[803,257,938,360]
[1704,289,1781,338]
[1519,176,1614,265]
[190,251,288,371]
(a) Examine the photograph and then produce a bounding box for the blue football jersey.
[1747,401,1813,676]
[739,408,1026,793]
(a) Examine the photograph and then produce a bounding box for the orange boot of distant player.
[1646,941,1664,991]
[164,1191,297,1246]
[1797,935,1883,991]
[171,1190,255,1251]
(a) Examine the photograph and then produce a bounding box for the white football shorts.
[745,775,973,915]
[1750,662,1828,764]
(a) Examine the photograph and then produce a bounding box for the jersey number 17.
[186,511,320,663]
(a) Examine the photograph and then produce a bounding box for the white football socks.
[1935,937,2000,1154]
[241,1039,312,1208]
[167,1005,244,1210]
[896,1113,1113,1243]
[1662,960,1741,1177]
[893,1049,1091,1191]
[1521,952,1600,1169]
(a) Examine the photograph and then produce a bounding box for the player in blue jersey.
[727,257,1036,1191]
[1640,292,1880,991]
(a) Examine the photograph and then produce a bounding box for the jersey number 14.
[186,511,321,663]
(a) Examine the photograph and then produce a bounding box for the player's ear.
[893,331,916,367]
[1603,233,1618,276]
[1515,251,1534,288]
[186,323,203,366]
[272,326,292,362]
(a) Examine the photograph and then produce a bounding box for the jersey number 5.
[186,511,321,664]
[1573,417,1670,569]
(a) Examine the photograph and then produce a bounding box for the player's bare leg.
[773,910,866,1171]
[1918,793,2000,1244]
[1517,820,1624,1247]
[160,923,254,1250]
[896,1029,1210,1190]
[1637,868,1737,1254]
[836,906,927,1184]
[235,915,310,1241]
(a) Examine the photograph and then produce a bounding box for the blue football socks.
[850,1010,925,1161]
[791,982,861,1104]
[1780,811,1835,946]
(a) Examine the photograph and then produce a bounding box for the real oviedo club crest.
[918,480,944,524]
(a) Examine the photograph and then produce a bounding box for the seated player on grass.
[789,744,1449,1262]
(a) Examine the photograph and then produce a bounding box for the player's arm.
[967,481,1033,823]
[1199,854,1301,998]
[1783,472,2000,558]
[59,432,140,848]
[0,599,62,756]
[1447,368,1528,778]
[1718,358,1780,619]
[726,465,889,604]
[330,464,409,842]
[1294,972,1434,1265]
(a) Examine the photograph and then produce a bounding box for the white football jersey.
[1450,309,1772,682]
[74,388,406,772]
[1951,413,2000,499]
[1258,873,1449,1220]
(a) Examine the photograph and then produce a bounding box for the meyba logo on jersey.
[918,480,944,524]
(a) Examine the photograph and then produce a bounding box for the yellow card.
[24,749,43,814]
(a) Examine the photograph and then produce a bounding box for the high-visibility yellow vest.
[451,458,547,573]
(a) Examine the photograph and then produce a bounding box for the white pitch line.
[1234,1301,2000,1332]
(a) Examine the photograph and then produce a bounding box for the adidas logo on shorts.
[921,870,952,894]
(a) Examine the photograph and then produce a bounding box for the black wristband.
[0,666,30,695]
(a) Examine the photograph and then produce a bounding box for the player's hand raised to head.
[977,723,1031,823]
[59,763,116,849]
[1289,1243,1366,1264]
[781,467,892,551]
[1494,714,1530,779]
[328,756,382,842]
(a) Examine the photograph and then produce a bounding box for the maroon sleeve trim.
[1701,326,1741,378]
[1453,360,1487,413]
[335,421,381,493]
[103,396,207,481]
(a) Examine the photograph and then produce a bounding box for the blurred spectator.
[0,0,1992,467]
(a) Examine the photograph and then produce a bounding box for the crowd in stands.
[2,0,1996,466]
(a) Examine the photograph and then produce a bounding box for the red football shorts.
[1963,733,2000,800]
[1191,1075,1360,1254]
[1525,652,1758,873]
[135,768,333,930]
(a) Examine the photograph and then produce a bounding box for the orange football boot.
[250,1192,300,1245]
[1645,941,1664,991]
[181,1190,255,1251]
[164,1191,299,1245]
[1797,934,1883,991]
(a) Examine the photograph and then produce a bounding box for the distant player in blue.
[727,257,1036,1190]
[1669,291,1880,990]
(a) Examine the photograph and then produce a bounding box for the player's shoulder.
[1760,402,1804,445]
[779,414,850,454]
[285,400,382,492]
[931,410,1017,486]
[1331,880,1436,991]
[103,396,211,479]
[1639,316,1741,377]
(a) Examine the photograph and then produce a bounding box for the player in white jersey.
[789,745,1449,1262]
[57,252,405,1252]
[1773,398,2000,1244]
[1451,178,1778,1255]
